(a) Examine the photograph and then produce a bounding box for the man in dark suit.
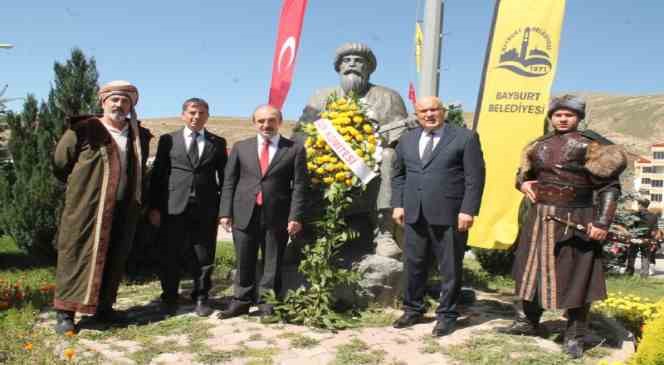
[391,96,486,336]
[218,104,307,319]
[148,98,228,317]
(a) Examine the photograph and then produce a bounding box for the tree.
[0,48,100,260]
[446,103,466,127]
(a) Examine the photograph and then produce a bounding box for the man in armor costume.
[499,95,626,358]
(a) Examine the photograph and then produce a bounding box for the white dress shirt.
[183,127,205,158]
[102,122,129,201]
[257,134,280,164]
[418,128,442,159]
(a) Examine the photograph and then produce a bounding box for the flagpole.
[419,0,444,98]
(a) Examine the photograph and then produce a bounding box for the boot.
[195,297,213,317]
[374,209,402,258]
[563,305,589,359]
[497,315,540,336]
[54,310,75,334]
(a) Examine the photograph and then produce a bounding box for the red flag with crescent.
[268,0,308,109]
[408,81,417,106]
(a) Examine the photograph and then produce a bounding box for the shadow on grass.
[0,236,54,270]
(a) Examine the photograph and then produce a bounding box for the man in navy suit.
[391,96,486,336]
[149,98,228,317]
[218,104,307,319]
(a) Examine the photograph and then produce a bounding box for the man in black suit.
[218,104,307,319]
[148,98,228,316]
[391,96,486,336]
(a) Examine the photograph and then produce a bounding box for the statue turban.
[547,94,586,120]
[334,42,377,75]
[98,80,139,107]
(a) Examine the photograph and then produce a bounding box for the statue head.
[334,43,376,95]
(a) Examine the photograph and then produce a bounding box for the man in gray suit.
[391,96,485,336]
[218,104,307,319]
[149,98,228,316]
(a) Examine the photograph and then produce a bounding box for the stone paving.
[36,286,636,365]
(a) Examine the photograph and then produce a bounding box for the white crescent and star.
[277,36,297,72]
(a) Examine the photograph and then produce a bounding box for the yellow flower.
[63,348,75,360]
[353,115,365,123]
[354,134,364,142]
[23,342,33,351]
[367,144,376,153]
[325,164,336,172]
[320,112,329,119]
[362,124,374,133]
[355,149,365,157]
[307,163,317,171]
[367,135,376,144]
[323,177,334,184]
[335,172,346,182]
[315,156,326,165]
[336,98,347,105]
[330,157,339,164]
[316,167,325,175]
[345,178,353,187]
[328,102,338,110]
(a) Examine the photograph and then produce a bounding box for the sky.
[2,1,663,120]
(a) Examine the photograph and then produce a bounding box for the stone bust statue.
[294,42,416,258]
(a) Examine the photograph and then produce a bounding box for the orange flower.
[23,342,33,351]
[63,348,75,360]
[65,330,75,337]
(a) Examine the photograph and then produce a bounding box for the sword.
[544,215,663,248]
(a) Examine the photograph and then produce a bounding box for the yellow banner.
[469,0,566,249]
[415,22,423,73]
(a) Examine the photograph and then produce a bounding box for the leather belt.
[535,183,593,207]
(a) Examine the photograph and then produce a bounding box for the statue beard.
[340,72,369,96]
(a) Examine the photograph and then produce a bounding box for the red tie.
[256,139,270,205]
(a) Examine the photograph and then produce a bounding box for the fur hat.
[334,42,377,74]
[547,94,585,120]
[98,80,139,106]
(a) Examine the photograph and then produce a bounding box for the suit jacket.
[219,135,307,230]
[149,128,228,217]
[391,124,486,226]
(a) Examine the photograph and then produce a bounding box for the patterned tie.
[421,131,435,163]
[189,131,200,166]
[256,139,270,205]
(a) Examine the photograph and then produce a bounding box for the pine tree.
[446,103,466,127]
[0,48,100,260]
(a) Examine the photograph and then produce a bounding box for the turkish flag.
[408,81,417,106]
[268,0,308,109]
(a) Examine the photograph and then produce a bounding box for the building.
[633,143,664,220]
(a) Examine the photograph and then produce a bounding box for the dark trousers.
[97,201,135,311]
[626,245,653,276]
[160,199,217,303]
[232,205,288,304]
[403,213,467,319]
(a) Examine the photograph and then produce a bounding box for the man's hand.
[392,207,405,226]
[587,223,608,241]
[520,181,538,203]
[287,221,302,236]
[148,209,161,227]
[458,213,474,232]
[220,217,233,232]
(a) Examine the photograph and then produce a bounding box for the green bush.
[471,247,514,276]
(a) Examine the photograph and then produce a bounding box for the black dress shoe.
[54,310,75,334]
[92,307,128,324]
[217,301,251,319]
[563,339,584,359]
[432,318,456,337]
[195,298,213,317]
[392,312,423,329]
[497,317,540,336]
[160,301,179,317]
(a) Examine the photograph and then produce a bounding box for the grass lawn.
[2,234,663,364]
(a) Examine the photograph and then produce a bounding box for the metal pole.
[419,0,444,98]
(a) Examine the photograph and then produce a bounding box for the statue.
[294,42,416,259]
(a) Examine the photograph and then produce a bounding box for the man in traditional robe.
[499,95,626,358]
[625,198,660,276]
[294,42,413,258]
[52,81,151,334]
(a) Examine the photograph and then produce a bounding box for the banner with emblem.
[469,0,566,249]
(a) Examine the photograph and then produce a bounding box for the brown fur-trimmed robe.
[53,116,150,314]
[513,130,625,310]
